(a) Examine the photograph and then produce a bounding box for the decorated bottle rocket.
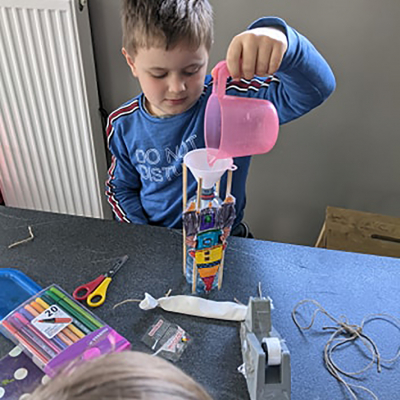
[182,149,236,294]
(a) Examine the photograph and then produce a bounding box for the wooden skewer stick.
[182,163,188,275]
[191,177,202,293]
[218,169,233,290]
[218,253,225,290]
[196,177,202,211]
[226,169,233,199]
[192,261,198,294]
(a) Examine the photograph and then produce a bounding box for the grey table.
[0,206,399,399]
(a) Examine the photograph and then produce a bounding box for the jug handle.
[211,60,230,98]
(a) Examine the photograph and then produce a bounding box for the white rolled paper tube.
[262,337,282,366]
[139,293,247,321]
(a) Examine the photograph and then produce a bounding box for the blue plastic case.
[0,268,42,320]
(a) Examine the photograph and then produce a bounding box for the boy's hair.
[122,0,214,56]
[29,351,213,400]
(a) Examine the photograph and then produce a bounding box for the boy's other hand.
[226,27,288,81]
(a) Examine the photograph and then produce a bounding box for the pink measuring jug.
[205,60,279,164]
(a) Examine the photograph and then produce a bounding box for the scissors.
[72,255,129,308]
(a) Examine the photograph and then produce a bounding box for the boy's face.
[123,44,209,117]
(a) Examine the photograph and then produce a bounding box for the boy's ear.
[122,48,138,77]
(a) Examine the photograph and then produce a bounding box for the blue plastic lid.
[0,269,42,320]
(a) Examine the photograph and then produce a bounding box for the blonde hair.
[29,351,213,400]
[121,0,214,56]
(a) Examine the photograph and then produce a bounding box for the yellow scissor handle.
[87,277,112,307]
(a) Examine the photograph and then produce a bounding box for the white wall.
[88,0,400,245]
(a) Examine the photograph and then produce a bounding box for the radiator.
[0,0,111,219]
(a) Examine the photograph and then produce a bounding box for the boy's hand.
[226,27,288,80]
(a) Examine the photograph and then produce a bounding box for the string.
[234,297,245,306]
[113,288,173,310]
[292,299,400,400]
[8,226,34,248]
[112,299,142,310]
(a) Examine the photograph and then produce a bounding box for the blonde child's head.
[121,0,213,57]
[29,351,213,400]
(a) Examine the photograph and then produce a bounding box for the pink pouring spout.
[206,148,218,167]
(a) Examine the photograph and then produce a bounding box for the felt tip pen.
[1,320,49,364]
[37,296,88,337]
[45,290,99,332]
[9,316,59,359]
[49,287,104,329]
[43,292,98,332]
[24,304,74,347]
[30,301,80,343]
[13,312,62,354]
[38,317,73,324]
[39,293,90,335]
[19,307,68,350]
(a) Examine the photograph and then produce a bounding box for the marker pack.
[0,284,131,377]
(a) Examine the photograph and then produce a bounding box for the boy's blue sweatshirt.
[105,17,336,229]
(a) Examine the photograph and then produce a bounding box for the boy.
[106,0,335,237]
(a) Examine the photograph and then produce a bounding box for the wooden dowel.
[183,231,187,276]
[315,221,327,248]
[215,180,220,198]
[182,163,188,275]
[192,262,198,294]
[226,169,233,199]
[218,255,225,290]
[219,169,232,289]
[192,176,202,293]
[196,178,202,211]
[182,163,187,209]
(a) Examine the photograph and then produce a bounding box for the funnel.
[183,149,236,189]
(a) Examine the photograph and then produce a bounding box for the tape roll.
[262,337,282,366]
